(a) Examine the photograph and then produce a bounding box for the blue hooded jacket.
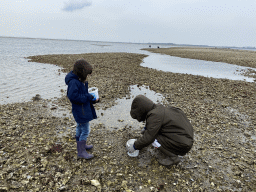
[65,71,97,123]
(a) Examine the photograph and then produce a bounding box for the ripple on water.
[0,59,66,104]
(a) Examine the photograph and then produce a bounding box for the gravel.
[0,49,255,191]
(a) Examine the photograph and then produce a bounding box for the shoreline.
[0,50,255,191]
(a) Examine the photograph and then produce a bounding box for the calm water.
[54,85,168,134]
[0,37,255,104]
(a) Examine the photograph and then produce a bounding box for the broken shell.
[91,179,100,187]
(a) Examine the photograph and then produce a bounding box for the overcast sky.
[1,0,256,47]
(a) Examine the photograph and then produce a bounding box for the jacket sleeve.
[67,80,92,104]
[134,112,163,150]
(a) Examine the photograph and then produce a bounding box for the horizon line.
[0,35,255,49]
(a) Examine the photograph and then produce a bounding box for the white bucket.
[88,87,99,101]
[126,139,139,157]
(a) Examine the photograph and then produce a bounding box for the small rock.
[50,106,58,110]
[32,94,41,101]
[91,179,101,187]
[244,131,251,137]
[59,185,66,191]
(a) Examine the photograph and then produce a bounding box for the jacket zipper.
[82,104,85,115]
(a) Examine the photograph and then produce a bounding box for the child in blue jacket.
[65,59,99,159]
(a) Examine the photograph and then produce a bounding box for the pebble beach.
[0,48,255,191]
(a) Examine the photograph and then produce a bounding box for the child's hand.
[91,98,100,104]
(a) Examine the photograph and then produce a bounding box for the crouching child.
[127,95,193,166]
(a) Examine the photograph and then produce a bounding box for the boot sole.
[77,155,94,160]
[158,157,180,166]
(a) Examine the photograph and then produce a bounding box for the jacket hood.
[130,95,155,122]
[73,59,92,82]
[65,71,79,85]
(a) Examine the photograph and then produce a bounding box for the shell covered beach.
[0,48,256,191]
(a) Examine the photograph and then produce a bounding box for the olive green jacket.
[130,95,193,156]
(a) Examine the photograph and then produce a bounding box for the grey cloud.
[62,0,92,12]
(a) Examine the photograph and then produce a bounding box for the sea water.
[0,37,255,104]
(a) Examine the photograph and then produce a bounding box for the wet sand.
[0,49,255,191]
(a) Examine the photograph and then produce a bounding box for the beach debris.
[91,179,101,190]
[91,179,100,186]
[32,94,41,101]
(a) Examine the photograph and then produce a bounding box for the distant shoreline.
[1,36,256,51]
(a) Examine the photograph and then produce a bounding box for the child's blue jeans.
[76,122,90,141]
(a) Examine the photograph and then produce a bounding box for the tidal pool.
[54,84,169,138]
[90,85,169,130]
[141,54,256,82]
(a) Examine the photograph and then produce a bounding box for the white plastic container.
[126,139,139,157]
[88,87,99,101]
